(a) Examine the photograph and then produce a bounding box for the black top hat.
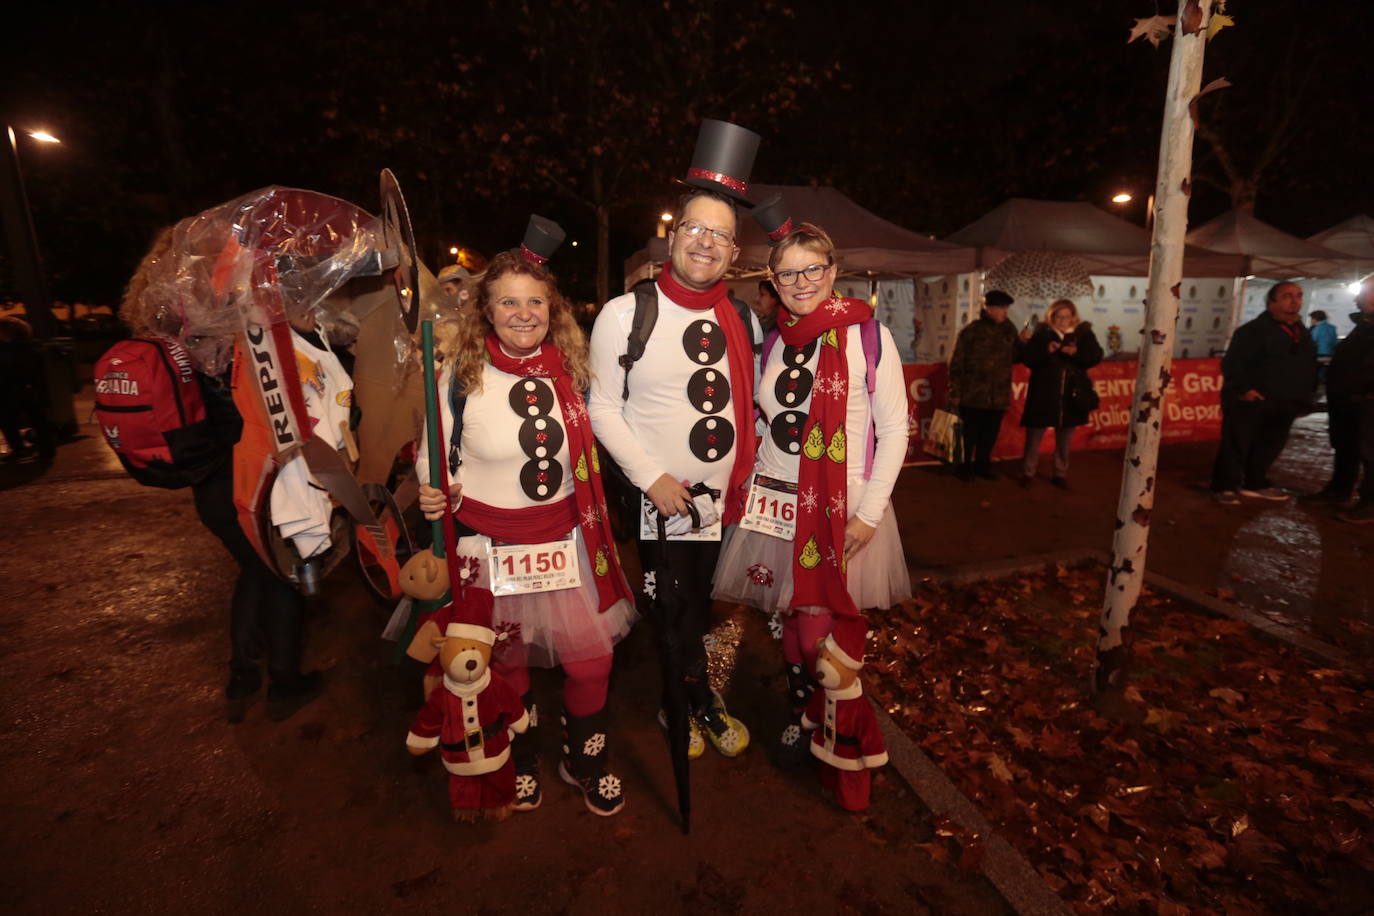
[984,289,1014,307]
[752,193,794,245]
[519,214,566,265]
[683,118,761,204]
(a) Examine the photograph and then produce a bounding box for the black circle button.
[774,365,813,409]
[507,378,555,419]
[681,320,726,366]
[770,410,807,454]
[689,416,735,462]
[687,367,731,415]
[519,458,564,501]
[519,415,565,460]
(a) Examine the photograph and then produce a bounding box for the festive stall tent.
[1188,210,1372,338]
[932,199,1246,361]
[1308,214,1374,262]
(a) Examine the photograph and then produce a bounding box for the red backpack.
[94,336,223,488]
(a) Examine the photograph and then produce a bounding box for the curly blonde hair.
[120,226,176,336]
[444,250,590,394]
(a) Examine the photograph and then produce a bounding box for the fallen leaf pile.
[867,565,1374,913]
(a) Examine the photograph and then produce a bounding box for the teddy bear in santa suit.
[801,615,888,812]
[406,588,529,822]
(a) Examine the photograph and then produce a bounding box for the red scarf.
[778,296,873,619]
[480,336,633,614]
[656,264,757,524]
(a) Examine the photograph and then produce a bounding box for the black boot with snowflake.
[774,662,815,769]
[557,708,624,816]
[512,692,542,811]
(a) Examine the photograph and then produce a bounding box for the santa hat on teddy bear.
[435,587,498,646]
[822,615,869,671]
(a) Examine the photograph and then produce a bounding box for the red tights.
[781,610,834,674]
[494,653,613,717]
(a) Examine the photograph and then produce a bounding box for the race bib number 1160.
[739,474,798,540]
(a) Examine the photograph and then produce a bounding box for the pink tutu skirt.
[711,501,911,614]
[456,527,637,669]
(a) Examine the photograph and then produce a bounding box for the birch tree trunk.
[1093,0,1215,693]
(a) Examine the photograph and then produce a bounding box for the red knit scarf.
[777,296,873,619]
[656,264,757,524]
[480,335,633,614]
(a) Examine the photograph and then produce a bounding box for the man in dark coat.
[947,290,1024,480]
[1209,281,1317,504]
[1308,280,1374,522]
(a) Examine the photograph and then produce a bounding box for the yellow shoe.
[695,691,750,758]
[657,707,705,760]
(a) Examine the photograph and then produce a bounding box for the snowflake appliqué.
[781,723,803,746]
[768,612,784,641]
[747,562,774,587]
[457,554,481,583]
[642,570,657,599]
[597,774,622,799]
[821,372,846,398]
[824,299,848,316]
[799,488,818,512]
[583,732,606,757]
[829,494,846,516]
[564,400,589,428]
[493,620,523,655]
[515,773,538,798]
[582,506,601,528]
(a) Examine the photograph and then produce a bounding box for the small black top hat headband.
[519,214,566,265]
[752,193,794,246]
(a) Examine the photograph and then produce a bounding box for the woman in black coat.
[1018,299,1103,488]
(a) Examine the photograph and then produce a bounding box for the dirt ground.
[1,388,1366,915]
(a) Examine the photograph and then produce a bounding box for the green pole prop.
[420,320,445,557]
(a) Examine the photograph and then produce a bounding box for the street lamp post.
[1,126,58,338]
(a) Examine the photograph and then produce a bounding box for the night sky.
[5,0,1371,306]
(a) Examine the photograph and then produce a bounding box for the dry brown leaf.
[1123,685,1145,704]
[1207,12,1235,40]
[1208,687,1245,705]
[1145,707,1182,734]
[988,754,1014,782]
[1128,14,1176,47]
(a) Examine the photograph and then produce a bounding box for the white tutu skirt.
[455,526,637,669]
[711,501,911,614]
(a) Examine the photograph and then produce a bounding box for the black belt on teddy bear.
[822,724,861,746]
[442,713,507,753]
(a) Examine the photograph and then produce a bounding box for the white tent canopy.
[736,184,976,277]
[945,198,1246,277]
[1186,209,1368,279]
[1307,214,1374,264]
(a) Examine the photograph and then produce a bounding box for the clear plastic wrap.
[132,186,387,376]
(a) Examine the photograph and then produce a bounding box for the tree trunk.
[1093,0,1215,694]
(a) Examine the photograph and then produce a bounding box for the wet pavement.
[0,387,1009,916]
[896,411,1373,656]
[1,386,1366,914]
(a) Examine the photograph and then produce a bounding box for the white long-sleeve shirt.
[415,361,576,510]
[755,322,908,527]
[588,286,754,494]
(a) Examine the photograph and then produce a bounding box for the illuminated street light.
[449,246,459,255]
[28,130,60,144]
[1111,192,1133,204]
[659,212,673,222]
[571,240,578,247]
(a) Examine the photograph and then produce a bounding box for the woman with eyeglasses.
[711,221,911,769]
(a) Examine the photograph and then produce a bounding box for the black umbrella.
[650,499,702,835]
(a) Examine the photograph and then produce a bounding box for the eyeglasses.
[677,220,735,246]
[772,261,833,287]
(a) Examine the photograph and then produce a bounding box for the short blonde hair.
[767,222,836,274]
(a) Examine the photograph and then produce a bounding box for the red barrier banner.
[903,358,1223,466]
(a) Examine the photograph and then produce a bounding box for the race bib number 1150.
[489,540,581,596]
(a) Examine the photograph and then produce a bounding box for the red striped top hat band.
[686,168,747,195]
[767,218,795,242]
[519,245,549,265]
